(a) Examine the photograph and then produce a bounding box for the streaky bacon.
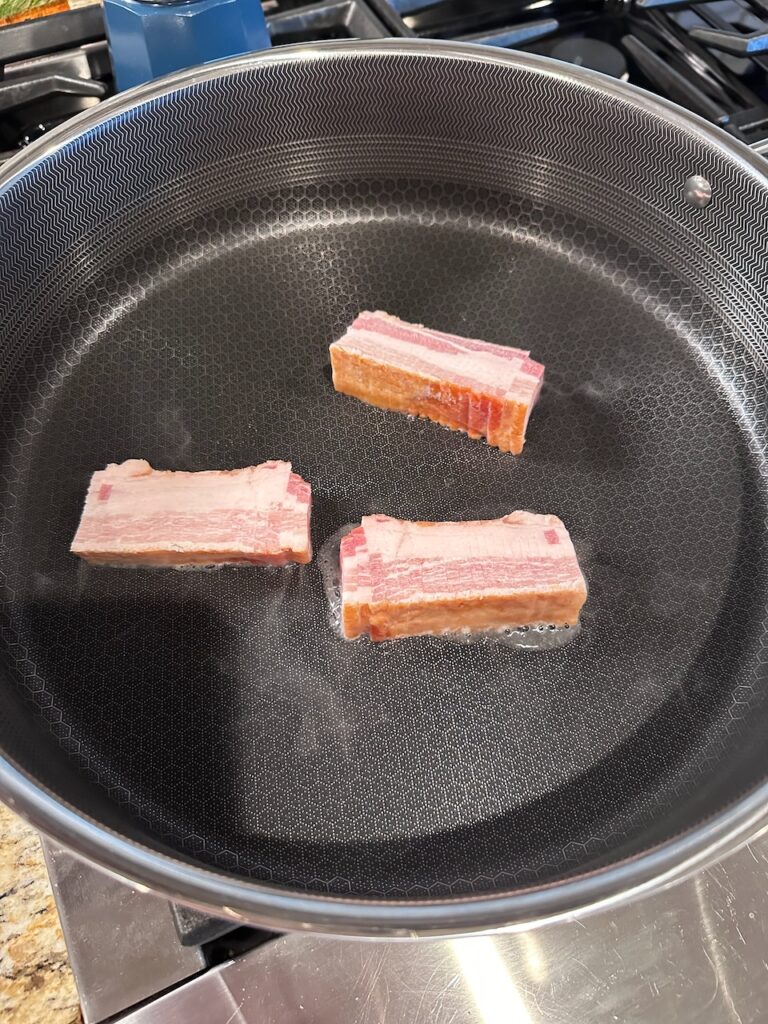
[340,511,586,641]
[71,459,312,567]
[329,311,544,454]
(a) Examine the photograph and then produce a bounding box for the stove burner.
[549,37,629,79]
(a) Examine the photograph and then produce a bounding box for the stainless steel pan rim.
[2,38,768,190]
[5,753,768,936]
[1,39,767,937]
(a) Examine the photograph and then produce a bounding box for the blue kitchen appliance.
[103,0,272,91]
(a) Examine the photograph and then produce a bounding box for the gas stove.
[1,0,767,161]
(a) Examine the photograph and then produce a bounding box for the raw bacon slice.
[339,512,586,641]
[329,311,544,455]
[71,459,312,567]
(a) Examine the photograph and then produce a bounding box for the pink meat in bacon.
[71,459,312,567]
[340,511,586,641]
[329,311,544,454]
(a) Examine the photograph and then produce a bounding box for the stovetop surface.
[44,833,768,1024]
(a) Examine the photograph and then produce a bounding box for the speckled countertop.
[0,802,81,1023]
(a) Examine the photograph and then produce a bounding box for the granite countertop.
[0,802,81,1023]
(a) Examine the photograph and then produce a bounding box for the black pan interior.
[1,51,768,900]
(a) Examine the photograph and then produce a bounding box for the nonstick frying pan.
[1,41,768,937]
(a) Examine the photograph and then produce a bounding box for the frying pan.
[1,40,768,937]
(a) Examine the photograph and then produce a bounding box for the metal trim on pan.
[1,39,767,187]
[1,39,768,937]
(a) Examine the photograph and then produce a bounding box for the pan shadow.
[11,435,768,899]
[16,487,766,901]
[16,590,257,864]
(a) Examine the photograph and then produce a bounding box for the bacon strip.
[340,511,586,641]
[71,459,312,567]
[330,311,544,454]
